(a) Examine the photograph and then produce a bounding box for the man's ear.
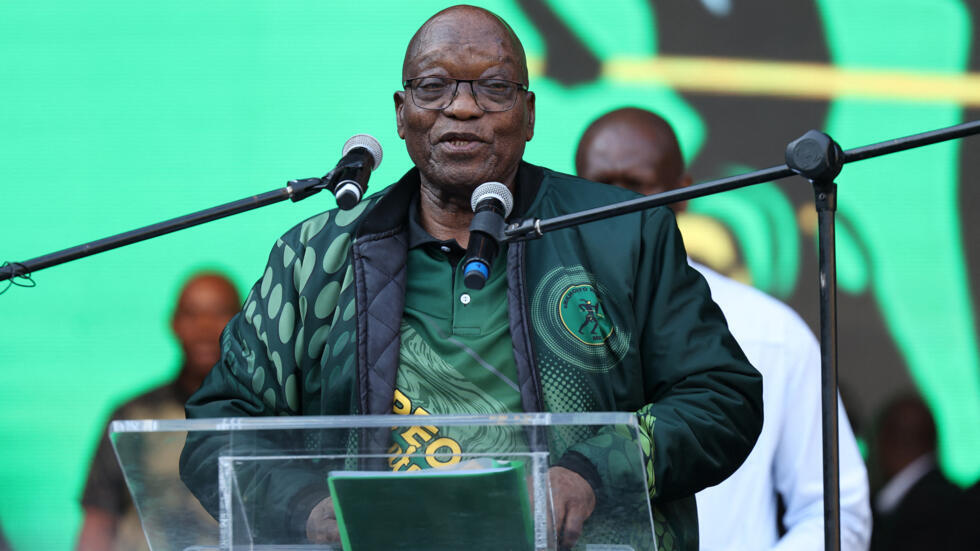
[525,91,535,142]
[170,310,184,341]
[394,91,406,139]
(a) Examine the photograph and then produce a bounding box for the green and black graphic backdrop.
[2,1,979,548]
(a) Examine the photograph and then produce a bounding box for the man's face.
[578,126,672,196]
[395,15,535,198]
[172,276,239,379]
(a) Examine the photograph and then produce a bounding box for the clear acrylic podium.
[111,412,657,551]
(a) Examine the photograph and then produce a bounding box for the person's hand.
[549,466,596,549]
[306,496,340,543]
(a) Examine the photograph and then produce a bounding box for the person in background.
[869,394,970,550]
[962,480,980,547]
[0,520,12,551]
[576,107,871,550]
[76,272,240,551]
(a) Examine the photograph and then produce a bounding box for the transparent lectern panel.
[112,413,656,551]
[111,420,219,551]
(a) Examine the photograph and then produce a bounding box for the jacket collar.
[356,161,545,238]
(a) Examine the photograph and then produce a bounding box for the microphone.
[328,134,383,209]
[462,182,514,290]
[289,134,384,208]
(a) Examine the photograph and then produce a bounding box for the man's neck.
[418,184,474,246]
[176,368,205,399]
[417,170,518,247]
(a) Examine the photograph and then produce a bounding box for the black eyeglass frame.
[402,76,530,112]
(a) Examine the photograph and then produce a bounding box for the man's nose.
[443,81,483,119]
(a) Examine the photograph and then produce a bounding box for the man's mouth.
[438,132,485,145]
[437,132,486,155]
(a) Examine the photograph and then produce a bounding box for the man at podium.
[180,6,763,550]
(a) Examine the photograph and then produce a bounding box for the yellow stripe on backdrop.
[528,55,980,105]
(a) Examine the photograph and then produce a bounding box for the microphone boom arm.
[1,177,331,283]
[503,119,980,242]
[1,133,384,285]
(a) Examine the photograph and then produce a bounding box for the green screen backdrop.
[2,1,979,548]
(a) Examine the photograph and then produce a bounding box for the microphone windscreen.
[470,181,514,217]
[342,134,383,170]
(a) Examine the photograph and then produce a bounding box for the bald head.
[395,4,535,206]
[402,5,528,84]
[172,272,240,385]
[576,108,688,199]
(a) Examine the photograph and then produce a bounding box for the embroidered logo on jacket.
[531,266,631,373]
[559,285,615,345]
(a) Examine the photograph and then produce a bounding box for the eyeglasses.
[403,76,529,112]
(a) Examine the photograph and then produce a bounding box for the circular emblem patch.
[530,266,631,373]
[558,284,614,345]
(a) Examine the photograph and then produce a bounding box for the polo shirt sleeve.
[632,207,763,501]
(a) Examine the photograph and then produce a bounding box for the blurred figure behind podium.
[76,272,240,551]
[869,394,977,550]
[0,519,11,551]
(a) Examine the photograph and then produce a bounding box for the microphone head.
[470,182,514,218]
[342,134,383,170]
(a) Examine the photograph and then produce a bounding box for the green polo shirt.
[388,196,523,471]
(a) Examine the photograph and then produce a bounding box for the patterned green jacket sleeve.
[179,217,352,542]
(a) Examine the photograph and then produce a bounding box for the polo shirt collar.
[356,161,545,239]
[406,193,465,253]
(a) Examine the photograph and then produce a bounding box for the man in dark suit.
[870,394,968,550]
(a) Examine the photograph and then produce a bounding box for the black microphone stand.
[0,175,338,284]
[503,119,980,551]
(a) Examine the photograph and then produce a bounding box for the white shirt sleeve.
[691,263,871,551]
[769,325,871,551]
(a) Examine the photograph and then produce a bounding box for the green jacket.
[181,162,763,550]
